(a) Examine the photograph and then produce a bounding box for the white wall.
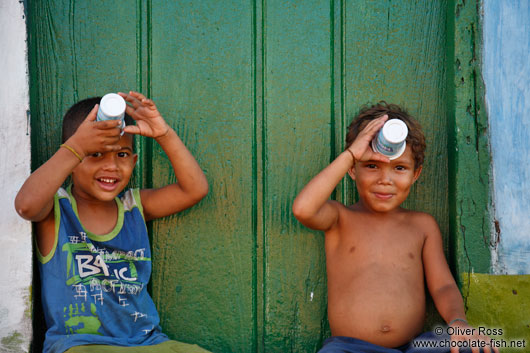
[0,1,33,352]
[484,0,530,274]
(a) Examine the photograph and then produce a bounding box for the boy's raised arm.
[120,92,208,221]
[292,152,353,231]
[293,115,389,231]
[15,105,122,221]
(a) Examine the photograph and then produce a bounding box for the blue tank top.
[37,186,168,353]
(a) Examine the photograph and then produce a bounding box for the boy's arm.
[422,215,466,322]
[422,215,499,353]
[15,105,123,221]
[292,115,388,231]
[120,92,208,221]
[292,152,354,230]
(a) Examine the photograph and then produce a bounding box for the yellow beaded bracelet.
[60,144,83,162]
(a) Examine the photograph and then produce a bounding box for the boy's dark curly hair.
[345,102,426,169]
[62,97,134,143]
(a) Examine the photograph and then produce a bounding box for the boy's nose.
[101,154,119,170]
[377,170,393,185]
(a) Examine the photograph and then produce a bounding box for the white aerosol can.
[371,119,408,160]
[97,93,126,132]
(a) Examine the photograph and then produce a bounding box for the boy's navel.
[380,324,392,333]
[349,246,356,253]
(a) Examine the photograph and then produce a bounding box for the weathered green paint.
[24,285,32,320]
[262,2,331,350]
[342,0,450,333]
[149,2,256,351]
[28,1,453,351]
[1,331,24,353]
[446,0,492,283]
[463,273,530,351]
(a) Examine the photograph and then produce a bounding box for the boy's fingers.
[105,144,122,152]
[372,115,388,129]
[373,153,390,163]
[123,125,141,135]
[142,98,156,108]
[119,92,141,109]
[124,105,138,117]
[129,91,147,101]
[95,119,123,130]
[85,104,99,122]
[361,116,387,137]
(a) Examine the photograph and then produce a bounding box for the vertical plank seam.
[251,0,259,350]
[329,0,336,196]
[339,0,349,205]
[256,0,267,351]
[261,0,268,350]
[69,0,79,102]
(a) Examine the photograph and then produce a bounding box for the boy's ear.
[133,153,138,166]
[412,165,422,183]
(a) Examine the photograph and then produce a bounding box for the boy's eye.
[396,165,407,171]
[366,164,377,169]
[117,151,129,158]
[91,152,102,158]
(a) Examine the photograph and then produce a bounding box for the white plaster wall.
[0,1,33,352]
[483,0,530,274]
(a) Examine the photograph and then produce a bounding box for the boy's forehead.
[368,145,414,164]
[119,133,134,149]
[392,145,415,164]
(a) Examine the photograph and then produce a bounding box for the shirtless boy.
[292,103,497,353]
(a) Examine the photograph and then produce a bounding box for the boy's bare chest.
[329,216,425,263]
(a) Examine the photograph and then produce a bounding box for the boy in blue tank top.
[15,92,210,353]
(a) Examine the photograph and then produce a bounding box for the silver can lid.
[100,93,126,118]
[381,119,408,144]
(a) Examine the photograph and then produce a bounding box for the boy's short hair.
[345,102,426,169]
[62,97,134,143]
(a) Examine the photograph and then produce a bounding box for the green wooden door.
[29,1,448,352]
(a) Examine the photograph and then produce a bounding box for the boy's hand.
[450,322,499,353]
[119,91,170,139]
[65,104,123,159]
[346,114,390,164]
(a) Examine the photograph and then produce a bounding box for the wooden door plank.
[343,0,449,329]
[262,1,332,351]
[28,1,140,351]
[149,1,255,351]
[344,1,448,238]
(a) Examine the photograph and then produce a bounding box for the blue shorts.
[318,331,486,353]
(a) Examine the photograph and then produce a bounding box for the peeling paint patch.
[463,273,530,346]
[0,0,32,351]
[484,0,530,274]
[24,286,32,319]
[1,331,25,353]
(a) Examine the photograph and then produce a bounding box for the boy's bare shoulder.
[406,210,441,234]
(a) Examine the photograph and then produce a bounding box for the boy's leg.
[65,340,211,353]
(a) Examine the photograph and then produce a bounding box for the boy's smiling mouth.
[98,177,117,184]
[373,192,394,200]
[96,177,120,191]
